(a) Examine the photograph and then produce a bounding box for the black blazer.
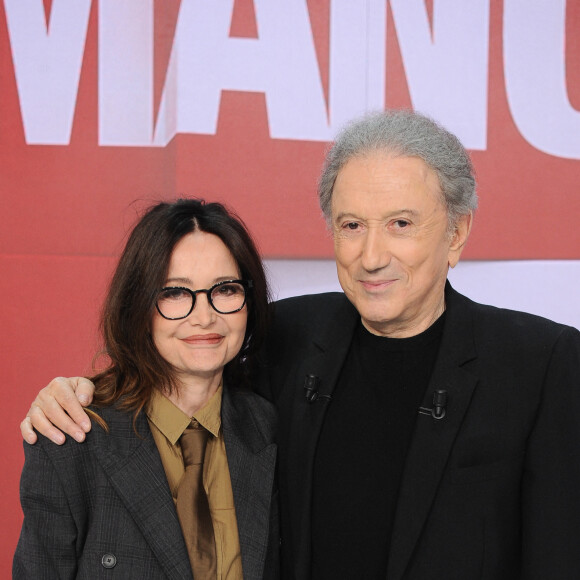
[14,386,279,580]
[259,283,580,580]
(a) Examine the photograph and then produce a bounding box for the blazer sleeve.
[13,439,80,579]
[521,325,580,579]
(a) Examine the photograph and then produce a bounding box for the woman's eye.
[215,283,244,296]
[217,284,235,295]
[160,288,188,301]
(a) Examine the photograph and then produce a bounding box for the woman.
[13,199,278,580]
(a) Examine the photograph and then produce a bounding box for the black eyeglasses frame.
[156,279,253,319]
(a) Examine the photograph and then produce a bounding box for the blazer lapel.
[92,411,193,580]
[222,387,277,580]
[283,297,360,579]
[387,284,480,580]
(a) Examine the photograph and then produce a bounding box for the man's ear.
[448,212,472,268]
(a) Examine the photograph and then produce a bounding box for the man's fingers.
[24,376,96,444]
[26,403,80,444]
[69,376,95,407]
[20,417,38,445]
[46,377,93,433]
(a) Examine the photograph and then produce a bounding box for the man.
[22,110,580,579]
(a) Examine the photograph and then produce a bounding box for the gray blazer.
[13,386,279,579]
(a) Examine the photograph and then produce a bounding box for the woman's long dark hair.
[89,199,270,421]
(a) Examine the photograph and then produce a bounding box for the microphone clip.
[304,374,331,404]
[418,389,448,420]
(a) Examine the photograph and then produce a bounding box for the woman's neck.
[165,372,222,417]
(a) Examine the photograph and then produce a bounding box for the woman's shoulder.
[31,404,148,460]
[223,386,277,437]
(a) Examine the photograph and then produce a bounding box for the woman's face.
[151,230,248,387]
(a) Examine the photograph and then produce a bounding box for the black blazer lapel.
[91,410,193,580]
[387,284,480,580]
[282,297,359,579]
[222,387,277,580]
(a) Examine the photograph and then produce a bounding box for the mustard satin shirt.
[147,387,242,579]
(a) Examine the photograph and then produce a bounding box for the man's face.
[331,152,470,338]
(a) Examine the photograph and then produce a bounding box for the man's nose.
[360,227,391,272]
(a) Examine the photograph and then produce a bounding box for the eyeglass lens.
[157,281,247,318]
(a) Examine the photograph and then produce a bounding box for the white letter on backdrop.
[389,0,489,149]
[328,0,386,132]
[504,0,580,159]
[4,0,92,145]
[99,0,153,146]
[154,0,329,145]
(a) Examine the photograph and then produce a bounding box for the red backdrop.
[2,0,580,570]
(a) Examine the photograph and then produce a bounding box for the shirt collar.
[193,385,222,438]
[146,386,223,444]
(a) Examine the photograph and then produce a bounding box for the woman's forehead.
[167,231,241,283]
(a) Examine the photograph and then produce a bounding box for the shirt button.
[101,553,117,568]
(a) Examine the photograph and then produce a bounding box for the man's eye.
[393,220,410,228]
[345,222,359,230]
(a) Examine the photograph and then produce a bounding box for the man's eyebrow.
[334,209,420,222]
[390,209,420,218]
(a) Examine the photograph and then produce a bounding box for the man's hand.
[20,377,96,445]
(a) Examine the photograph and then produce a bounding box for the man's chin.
[359,308,399,336]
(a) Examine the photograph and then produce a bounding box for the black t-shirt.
[311,314,445,579]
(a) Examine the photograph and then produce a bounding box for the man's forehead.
[331,153,444,213]
[335,152,438,187]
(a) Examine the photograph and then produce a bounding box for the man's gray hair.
[318,109,478,232]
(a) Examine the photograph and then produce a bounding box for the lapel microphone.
[304,374,332,404]
[418,389,448,420]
